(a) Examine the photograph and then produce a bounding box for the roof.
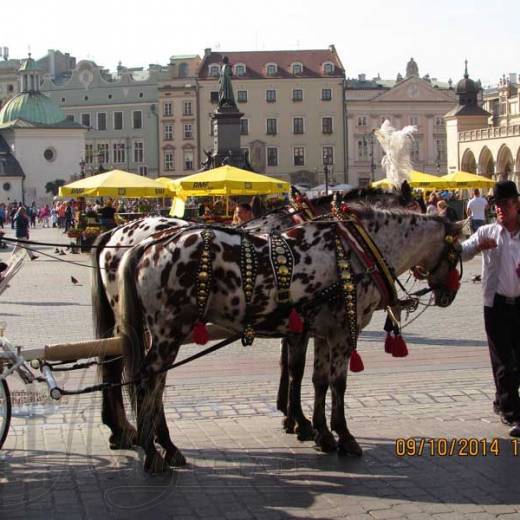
[444,104,490,118]
[18,55,40,72]
[0,91,65,125]
[0,135,24,178]
[199,49,345,80]
[346,77,451,90]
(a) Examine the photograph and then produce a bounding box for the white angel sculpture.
[373,119,417,188]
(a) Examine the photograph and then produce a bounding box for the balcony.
[459,124,520,142]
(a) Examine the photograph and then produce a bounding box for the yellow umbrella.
[371,170,442,189]
[156,177,177,194]
[59,169,168,198]
[436,171,495,189]
[172,165,290,196]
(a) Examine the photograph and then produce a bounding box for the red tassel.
[447,269,460,292]
[192,321,209,345]
[392,334,408,358]
[349,350,364,372]
[288,308,304,333]
[384,332,395,354]
[340,202,350,213]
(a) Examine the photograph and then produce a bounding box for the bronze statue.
[218,56,237,109]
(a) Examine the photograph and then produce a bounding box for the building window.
[321,88,332,101]
[210,91,219,103]
[97,143,109,164]
[435,139,445,161]
[266,89,276,102]
[266,63,277,76]
[183,101,192,116]
[322,117,333,134]
[163,102,172,116]
[65,114,74,122]
[209,64,220,77]
[411,139,420,162]
[164,124,173,140]
[357,116,367,127]
[292,63,303,75]
[184,150,194,170]
[114,111,123,130]
[292,89,303,102]
[134,141,144,163]
[81,113,91,128]
[237,90,248,103]
[113,143,126,164]
[435,116,443,127]
[240,119,249,135]
[323,146,334,165]
[293,147,305,166]
[235,64,246,76]
[183,123,193,139]
[164,151,174,171]
[266,118,277,135]
[410,115,419,126]
[138,165,148,176]
[267,147,278,167]
[323,62,335,75]
[97,112,107,130]
[85,144,94,164]
[357,139,368,161]
[293,117,304,134]
[132,110,143,129]
[179,63,188,77]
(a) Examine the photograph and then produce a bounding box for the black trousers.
[484,295,520,422]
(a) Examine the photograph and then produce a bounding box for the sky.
[2,0,518,87]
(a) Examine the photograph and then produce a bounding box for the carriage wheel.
[0,379,12,450]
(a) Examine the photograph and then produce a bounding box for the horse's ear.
[447,219,467,239]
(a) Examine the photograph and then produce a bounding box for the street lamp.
[367,132,376,182]
[324,164,330,194]
[96,151,105,175]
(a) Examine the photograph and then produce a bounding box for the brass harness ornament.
[195,229,215,321]
[240,234,258,346]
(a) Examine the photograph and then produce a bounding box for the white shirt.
[467,196,488,220]
[462,223,520,307]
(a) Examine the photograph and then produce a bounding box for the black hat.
[494,180,519,202]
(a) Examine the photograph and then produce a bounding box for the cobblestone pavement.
[0,227,519,520]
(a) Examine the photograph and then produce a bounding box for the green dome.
[0,91,65,125]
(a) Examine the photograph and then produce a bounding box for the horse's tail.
[91,230,116,340]
[118,244,147,411]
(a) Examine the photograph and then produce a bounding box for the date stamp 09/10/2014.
[395,437,520,457]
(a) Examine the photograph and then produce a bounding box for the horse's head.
[413,219,465,308]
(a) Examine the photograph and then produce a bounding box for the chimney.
[358,73,366,81]
[3,47,8,61]
[328,44,336,53]
[204,48,212,57]
[510,73,518,85]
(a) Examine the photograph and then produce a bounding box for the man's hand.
[477,238,497,252]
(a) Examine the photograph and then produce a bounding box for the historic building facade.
[42,59,170,178]
[446,70,520,185]
[345,58,457,186]
[157,55,201,177]
[0,56,85,203]
[197,47,346,186]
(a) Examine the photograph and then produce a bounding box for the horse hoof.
[295,421,315,441]
[144,453,170,474]
[315,431,337,453]
[338,437,363,457]
[165,449,187,467]
[282,417,296,434]
[109,428,138,450]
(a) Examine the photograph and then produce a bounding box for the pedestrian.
[232,203,253,225]
[426,193,438,215]
[12,206,38,260]
[0,203,5,229]
[437,200,458,222]
[461,180,520,438]
[64,202,73,233]
[467,188,488,233]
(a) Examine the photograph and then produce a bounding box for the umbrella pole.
[226,197,229,217]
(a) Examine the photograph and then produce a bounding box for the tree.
[44,179,66,196]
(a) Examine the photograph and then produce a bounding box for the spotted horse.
[116,206,463,473]
[91,189,407,458]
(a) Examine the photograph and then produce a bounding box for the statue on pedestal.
[218,56,237,110]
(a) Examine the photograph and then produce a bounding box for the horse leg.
[277,338,293,432]
[312,337,336,452]
[135,368,170,474]
[329,346,362,457]
[287,335,313,441]
[101,357,138,449]
[153,373,187,467]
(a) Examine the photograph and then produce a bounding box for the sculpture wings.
[373,119,417,188]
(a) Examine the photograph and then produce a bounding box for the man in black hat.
[461,180,520,437]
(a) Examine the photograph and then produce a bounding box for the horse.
[92,190,407,453]
[116,207,463,472]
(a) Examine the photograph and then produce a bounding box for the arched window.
[323,62,335,75]
[291,62,303,75]
[209,64,220,77]
[235,63,246,76]
[265,63,278,76]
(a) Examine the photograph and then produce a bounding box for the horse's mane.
[311,188,403,209]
